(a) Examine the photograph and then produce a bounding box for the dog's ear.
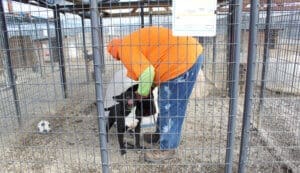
[132,84,139,91]
[125,84,139,93]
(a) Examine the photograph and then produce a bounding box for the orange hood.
[107,38,122,60]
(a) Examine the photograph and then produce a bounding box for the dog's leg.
[134,117,142,149]
[106,112,116,142]
[117,133,126,155]
[108,115,116,130]
[133,108,145,150]
[116,117,127,155]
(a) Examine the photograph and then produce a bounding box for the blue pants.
[157,54,204,149]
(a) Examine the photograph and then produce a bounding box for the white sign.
[172,0,217,36]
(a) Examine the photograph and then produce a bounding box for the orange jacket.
[107,26,203,84]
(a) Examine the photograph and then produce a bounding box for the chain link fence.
[0,0,299,172]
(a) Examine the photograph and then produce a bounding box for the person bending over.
[107,26,204,163]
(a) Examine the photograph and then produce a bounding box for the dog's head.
[112,84,156,115]
[112,84,139,109]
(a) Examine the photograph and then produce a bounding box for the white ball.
[37,120,51,134]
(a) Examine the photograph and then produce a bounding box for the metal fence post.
[99,13,105,68]
[18,22,27,67]
[0,1,22,125]
[258,0,272,127]
[54,5,67,98]
[34,22,43,76]
[46,19,55,73]
[291,23,300,93]
[212,36,217,82]
[81,15,90,82]
[225,0,243,172]
[89,0,109,173]
[140,1,144,28]
[149,11,153,26]
[238,0,259,172]
[226,0,234,95]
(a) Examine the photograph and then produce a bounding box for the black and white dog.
[105,84,156,155]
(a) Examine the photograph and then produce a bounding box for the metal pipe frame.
[140,1,144,28]
[291,18,300,93]
[258,0,272,125]
[12,0,56,9]
[225,0,243,172]
[0,1,22,125]
[212,36,217,82]
[238,0,259,172]
[226,0,235,96]
[89,0,109,172]
[81,15,90,82]
[46,18,55,73]
[98,13,105,68]
[53,5,67,98]
[59,0,172,12]
[18,22,27,67]
[34,22,43,77]
[149,11,153,26]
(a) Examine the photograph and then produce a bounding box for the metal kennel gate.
[0,0,299,173]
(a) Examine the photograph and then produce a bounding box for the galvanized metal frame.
[258,0,272,126]
[225,0,243,173]
[90,0,109,172]
[238,0,259,172]
[81,14,91,82]
[0,1,299,172]
[0,1,21,125]
[53,5,67,98]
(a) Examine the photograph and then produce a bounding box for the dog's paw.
[125,142,135,149]
[120,149,127,155]
[127,129,135,137]
[136,145,147,150]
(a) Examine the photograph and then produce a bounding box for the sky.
[1,0,151,29]
[2,0,141,19]
[2,0,55,18]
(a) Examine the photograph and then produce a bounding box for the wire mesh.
[0,0,299,173]
[245,4,300,172]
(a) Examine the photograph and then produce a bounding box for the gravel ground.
[0,63,299,173]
